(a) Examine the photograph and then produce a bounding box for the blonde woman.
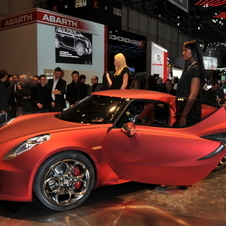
[106,53,129,89]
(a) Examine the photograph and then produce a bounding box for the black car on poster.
[55,27,92,57]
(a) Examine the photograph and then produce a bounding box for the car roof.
[92,89,175,102]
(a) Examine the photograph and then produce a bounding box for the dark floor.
[0,167,226,226]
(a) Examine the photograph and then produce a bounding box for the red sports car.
[0,89,225,211]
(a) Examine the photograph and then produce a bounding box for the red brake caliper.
[73,166,82,191]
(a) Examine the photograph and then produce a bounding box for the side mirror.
[122,122,136,137]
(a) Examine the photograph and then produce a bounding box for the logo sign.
[0,11,36,29]
[151,42,168,80]
[109,34,145,47]
[153,54,163,66]
[0,8,98,35]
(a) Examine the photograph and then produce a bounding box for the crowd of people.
[0,68,176,124]
[1,48,225,125]
[0,67,105,122]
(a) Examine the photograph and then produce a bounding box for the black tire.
[214,155,226,171]
[33,150,95,211]
[75,42,85,56]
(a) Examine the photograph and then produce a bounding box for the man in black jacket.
[31,75,55,112]
[47,67,66,112]
[0,69,8,123]
[8,74,19,117]
[15,74,32,115]
[87,76,102,95]
[204,80,224,106]
[66,71,87,106]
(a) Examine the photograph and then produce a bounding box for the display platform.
[0,167,225,226]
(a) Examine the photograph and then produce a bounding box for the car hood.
[79,36,90,43]
[0,113,103,143]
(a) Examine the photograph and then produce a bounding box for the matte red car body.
[0,114,126,202]
[0,89,225,203]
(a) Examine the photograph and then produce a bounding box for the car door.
[102,100,223,186]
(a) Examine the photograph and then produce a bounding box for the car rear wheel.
[214,155,226,171]
[75,42,85,56]
[34,150,95,211]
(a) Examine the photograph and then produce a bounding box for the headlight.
[85,40,91,47]
[4,134,50,160]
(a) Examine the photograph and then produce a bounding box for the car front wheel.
[75,42,85,56]
[34,150,95,211]
[214,155,226,171]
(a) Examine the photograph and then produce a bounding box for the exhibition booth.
[0,8,172,83]
[0,8,105,84]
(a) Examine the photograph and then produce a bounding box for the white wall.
[37,22,105,85]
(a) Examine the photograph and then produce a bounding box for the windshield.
[57,95,127,124]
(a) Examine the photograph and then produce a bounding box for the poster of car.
[55,27,92,64]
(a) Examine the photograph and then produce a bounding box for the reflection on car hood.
[0,113,98,143]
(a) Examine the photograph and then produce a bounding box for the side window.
[152,102,169,126]
[131,100,170,127]
[115,100,170,128]
[115,101,143,128]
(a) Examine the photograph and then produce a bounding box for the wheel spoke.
[56,189,73,205]
[42,158,91,206]
[44,177,60,194]
[52,161,70,176]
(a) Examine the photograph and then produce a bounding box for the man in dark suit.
[8,74,19,117]
[87,76,102,95]
[66,71,88,106]
[204,80,224,106]
[47,67,66,112]
[15,74,33,115]
[31,74,55,112]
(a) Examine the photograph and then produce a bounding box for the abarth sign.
[0,8,98,35]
